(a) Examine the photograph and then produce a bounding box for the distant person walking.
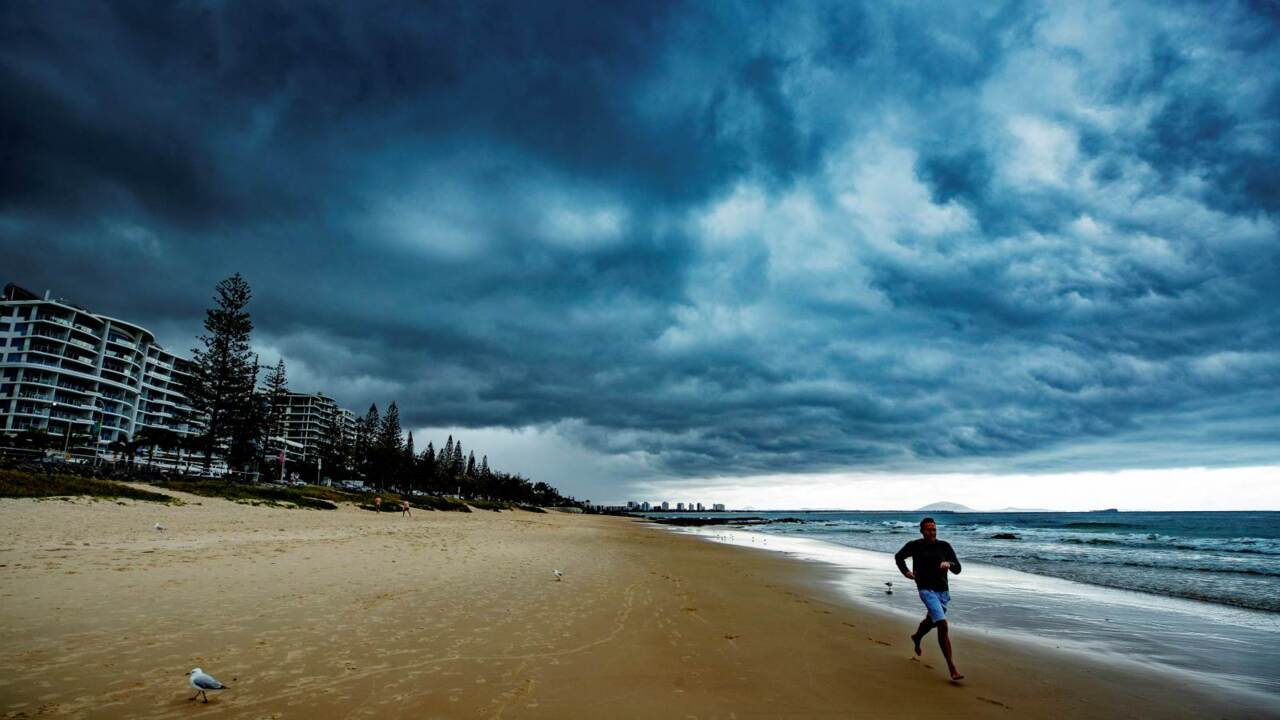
[374,496,382,513]
[401,499,411,517]
[894,517,964,681]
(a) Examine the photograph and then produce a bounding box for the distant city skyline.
[2,2,1277,509]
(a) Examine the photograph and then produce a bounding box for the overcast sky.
[3,2,1277,508]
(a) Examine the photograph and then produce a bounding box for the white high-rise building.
[279,391,356,464]
[0,283,203,467]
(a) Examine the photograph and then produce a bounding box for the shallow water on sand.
[682,527,1280,702]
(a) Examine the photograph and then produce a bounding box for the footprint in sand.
[977,697,1012,710]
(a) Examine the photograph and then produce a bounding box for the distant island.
[914,502,1058,513]
[914,501,976,512]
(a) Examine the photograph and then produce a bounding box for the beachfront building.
[0,283,208,469]
[713,503,726,511]
[279,391,356,464]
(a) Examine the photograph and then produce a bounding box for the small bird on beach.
[153,522,165,531]
[187,668,228,703]
[885,581,893,595]
[553,569,563,581]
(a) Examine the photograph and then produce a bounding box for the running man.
[894,517,964,680]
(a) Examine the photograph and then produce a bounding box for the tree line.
[175,274,580,506]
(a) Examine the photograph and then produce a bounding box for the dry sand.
[0,490,1274,719]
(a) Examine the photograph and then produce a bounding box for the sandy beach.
[1,491,1275,719]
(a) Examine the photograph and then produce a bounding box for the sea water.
[650,511,1280,701]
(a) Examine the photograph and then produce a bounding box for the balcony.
[62,354,97,369]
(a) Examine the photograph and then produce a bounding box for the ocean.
[647,510,1280,700]
[654,510,1280,611]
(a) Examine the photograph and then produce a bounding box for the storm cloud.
[3,1,1278,498]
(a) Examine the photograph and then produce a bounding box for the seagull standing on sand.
[553,569,563,581]
[153,522,165,531]
[187,668,228,703]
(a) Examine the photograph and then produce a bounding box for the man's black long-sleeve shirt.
[894,539,961,591]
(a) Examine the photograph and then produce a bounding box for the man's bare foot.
[950,669,965,681]
[911,633,923,656]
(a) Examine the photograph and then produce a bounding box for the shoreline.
[1,494,1276,718]
[670,524,1280,702]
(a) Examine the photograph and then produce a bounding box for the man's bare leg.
[911,616,934,656]
[935,620,963,680]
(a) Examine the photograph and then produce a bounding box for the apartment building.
[279,391,356,464]
[0,283,204,467]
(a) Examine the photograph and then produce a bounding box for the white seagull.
[187,668,228,703]
[153,522,165,531]
[553,569,563,581]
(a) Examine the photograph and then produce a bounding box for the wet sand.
[0,491,1274,719]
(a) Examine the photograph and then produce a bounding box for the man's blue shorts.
[918,589,950,622]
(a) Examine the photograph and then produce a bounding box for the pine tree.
[377,402,404,489]
[420,441,437,494]
[466,451,476,477]
[356,404,379,483]
[379,402,403,454]
[262,358,289,451]
[316,407,350,482]
[178,273,259,473]
[227,380,267,473]
[403,432,415,494]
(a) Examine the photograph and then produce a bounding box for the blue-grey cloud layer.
[3,1,1277,487]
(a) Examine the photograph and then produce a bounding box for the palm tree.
[135,427,181,466]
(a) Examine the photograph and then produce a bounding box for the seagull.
[153,522,165,531]
[553,569,563,581]
[187,668,228,703]
[885,581,894,595]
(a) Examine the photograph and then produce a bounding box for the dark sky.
[3,1,1278,502]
